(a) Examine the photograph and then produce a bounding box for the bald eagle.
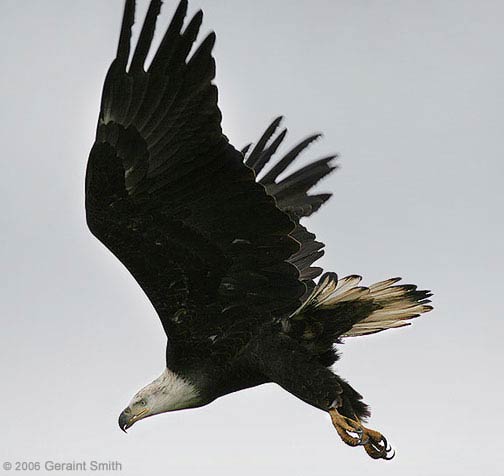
[85,0,432,460]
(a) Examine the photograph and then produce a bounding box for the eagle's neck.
[145,367,201,413]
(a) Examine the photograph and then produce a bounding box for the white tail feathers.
[293,273,433,337]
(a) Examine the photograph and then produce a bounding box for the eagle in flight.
[85,0,432,460]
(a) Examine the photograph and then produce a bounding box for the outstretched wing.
[242,117,338,298]
[85,0,306,357]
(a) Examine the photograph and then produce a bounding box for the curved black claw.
[363,433,395,460]
[383,448,396,460]
[379,437,395,460]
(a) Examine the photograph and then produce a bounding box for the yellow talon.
[329,408,395,460]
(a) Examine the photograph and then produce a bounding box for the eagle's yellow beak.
[118,406,149,432]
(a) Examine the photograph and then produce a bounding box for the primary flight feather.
[86,0,432,460]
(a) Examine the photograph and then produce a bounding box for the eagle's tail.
[288,273,432,345]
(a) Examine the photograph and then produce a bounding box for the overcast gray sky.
[2,1,503,475]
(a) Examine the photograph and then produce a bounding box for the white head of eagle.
[118,368,201,432]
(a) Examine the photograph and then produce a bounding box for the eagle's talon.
[363,432,395,460]
[330,409,395,461]
[383,449,396,460]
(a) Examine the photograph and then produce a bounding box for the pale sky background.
[1,1,503,475]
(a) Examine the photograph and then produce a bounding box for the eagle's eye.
[137,398,147,407]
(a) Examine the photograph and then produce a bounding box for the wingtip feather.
[116,0,136,68]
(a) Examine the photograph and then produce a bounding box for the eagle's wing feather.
[86,1,305,350]
[242,118,337,298]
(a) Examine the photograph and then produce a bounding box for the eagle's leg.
[329,405,395,460]
[248,332,394,459]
